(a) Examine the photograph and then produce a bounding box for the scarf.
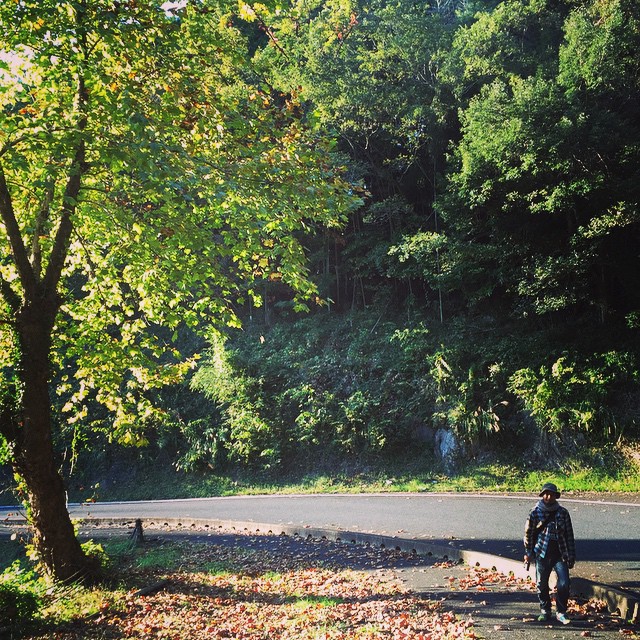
[538,499,559,514]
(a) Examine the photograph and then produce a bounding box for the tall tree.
[0,0,356,581]
[246,0,457,309]
[436,0,640,321]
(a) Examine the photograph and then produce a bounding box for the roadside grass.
[59,443,640,503]
[3,443,638,507]
[123,544,185,572]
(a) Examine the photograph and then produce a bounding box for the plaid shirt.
[524,503,576,564]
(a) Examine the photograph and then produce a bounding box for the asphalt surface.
[2,493,639,583]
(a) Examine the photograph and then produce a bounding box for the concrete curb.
[3,515,638,622]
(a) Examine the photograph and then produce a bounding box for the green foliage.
[0,371,20,465]
[80,540,108,570]
[254,0,446,145]
[387,231,447,283]
[436,0,640,319]
[192,317,392,467]
[0,561,41,630]
[441,0,568,93]
[169,417,227,473]
[509,352,638,438]
[420,334,511,443]
[188,303,640,473]
[191,332,279,467]
[62,440,640,498]
[0,435,9,466]
[190,312,520,470]
[1,0,359,442]
[246,0,455,309]
[337,389,387,452]
[559,0,640,97]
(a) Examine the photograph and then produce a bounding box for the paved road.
[3,492,637,594]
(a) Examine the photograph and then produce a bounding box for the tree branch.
[0,163,38,300]
[42,141,86,296]
[32,180,56,280]
[43,74,89,297]
[0,275,21,314]
[253,9,290,60]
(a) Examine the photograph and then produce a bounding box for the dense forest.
[2,0,640,539]
[171,0,640,476]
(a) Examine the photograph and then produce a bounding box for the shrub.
[0,561,41,630]
[192,332,279,467]
[508,352,638,439]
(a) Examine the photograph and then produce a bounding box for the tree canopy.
[434,0,640,320]
[0,0,358,580]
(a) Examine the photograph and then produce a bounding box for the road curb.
[2,514,637,622]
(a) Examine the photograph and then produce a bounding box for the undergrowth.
[56,441,640,503]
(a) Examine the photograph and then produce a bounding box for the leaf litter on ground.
[419,560,639,639]
[25,530,478,639]
[22,526,640,639]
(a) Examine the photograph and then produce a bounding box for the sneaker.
[538,611,551,622]
[556,612,570,625]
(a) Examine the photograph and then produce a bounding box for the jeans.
[536,550,570,614]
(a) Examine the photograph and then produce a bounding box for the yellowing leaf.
[238,2,256,21]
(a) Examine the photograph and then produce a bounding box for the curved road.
[2,493,639,593]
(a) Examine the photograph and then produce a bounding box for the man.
[524,482,576,625]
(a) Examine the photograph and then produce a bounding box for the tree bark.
[10,300,95,582]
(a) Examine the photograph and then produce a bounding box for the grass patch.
[38,580,125,625]
[127,544,184,571]
[202,560,234,576]
[101,538,188,573]
[18,441,640,507]
[291,595,345,608]
[66,458,640,503]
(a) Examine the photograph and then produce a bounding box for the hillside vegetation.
[180,0,640,486]
[2,0,640,510]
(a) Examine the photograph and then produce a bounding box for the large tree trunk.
[11,301,94,582]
